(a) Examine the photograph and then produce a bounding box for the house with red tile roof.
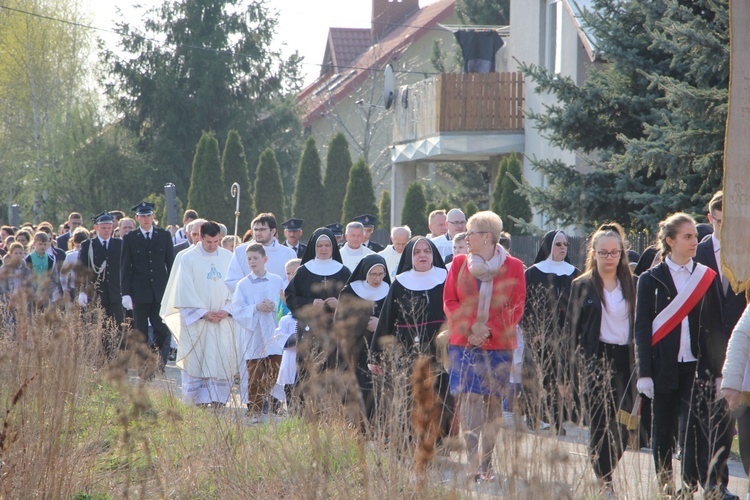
[297,0,460,188]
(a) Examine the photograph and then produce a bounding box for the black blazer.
[695,238,746,336]
[634,261,725,391]
[78,238,122,305]
[365,240,385,253]
[120,227,174,304]
[284,242,306,259]
[567,275,636,362]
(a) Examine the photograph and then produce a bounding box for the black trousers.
[132,301,170,368]
[102,301,125,358]
[651,361,703,488]
[585,343,631,483]
[700,378,733,490]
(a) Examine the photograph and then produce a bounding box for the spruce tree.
[292,137,325,233]
[253,148,286,222]
[401,182,428,237]
[379,190,391,233]
[323,132,353,224]
[464,200,478,219]
[222,130,252,228]
[496,154,532,234]
[342,158,378,224]
[521,0,728,230]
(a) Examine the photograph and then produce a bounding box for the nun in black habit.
[333,254,391,428]
[370,237,454,441]
[285,228,352,384]
[521,229,581,434]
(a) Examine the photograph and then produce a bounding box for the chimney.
[372,0,420,41]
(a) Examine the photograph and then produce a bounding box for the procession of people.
[3,191,750,499]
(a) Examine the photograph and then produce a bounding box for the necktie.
[146,232,151,241]
[250,276,269,284]
[103,240,107,251]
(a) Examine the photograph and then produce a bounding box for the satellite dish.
[383,64,394,109]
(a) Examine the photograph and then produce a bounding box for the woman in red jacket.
[444,211,526,482]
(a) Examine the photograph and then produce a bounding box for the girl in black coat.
[565,223,636,498]
[634,213,725,495]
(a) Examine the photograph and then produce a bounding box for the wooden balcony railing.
[392,72,525,144]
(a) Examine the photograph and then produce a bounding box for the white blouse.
[599,281,630,346]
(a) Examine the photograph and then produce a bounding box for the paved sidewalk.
[138,365,749,498]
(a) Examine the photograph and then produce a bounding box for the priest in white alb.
[161,221,238,407]
[339,221,374,272]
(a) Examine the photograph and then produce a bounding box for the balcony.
[392,72,525,145]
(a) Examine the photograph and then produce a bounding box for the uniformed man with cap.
[281,218,306,258]
[326,223,345,247]
[120,201,175,370]
[353,214,384,252]
[78,211,124,358]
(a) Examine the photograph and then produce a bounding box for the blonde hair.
[466,211,503,244]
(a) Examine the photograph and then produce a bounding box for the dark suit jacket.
[120,227,174,304]
[634,262,725,391]
[173,240,190,254]
[695,238,746,337]
[284,242,306,259]
[78,238,122,305]
[364,240,384,253]
[56,233,71,254]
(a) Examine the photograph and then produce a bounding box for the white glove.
[637,377,654,399]
[77,292,88,307]
[122,295,133,311]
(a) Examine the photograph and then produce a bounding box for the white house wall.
[508,0,593,229]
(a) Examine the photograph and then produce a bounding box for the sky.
[90,0,440,88]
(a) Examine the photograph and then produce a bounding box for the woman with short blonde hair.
[444,211,526,482]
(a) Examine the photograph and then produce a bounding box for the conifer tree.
[188,132,225,222]
[145,192,183,227]
[491,155,508,216]
[342,158,378,224]
[222,130,252,228]
[464,200,478,219]
[495,154,532,234]
[401,182,428,236]
[292,137,325,233]
[323,132,353,224]
[253,148,286,222]
[521,0,728,229]
[379,190,391,233]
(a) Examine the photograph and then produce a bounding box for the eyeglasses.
[596,250,622,259]
[368,272,386,279]
[555,242,570,247]
[448,220,466,225]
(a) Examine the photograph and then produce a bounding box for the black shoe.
[709,486,739,500]
[168,348,177,362]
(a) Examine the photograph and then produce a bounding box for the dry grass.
[1,293,739,499]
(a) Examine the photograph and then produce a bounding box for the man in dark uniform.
[326,223,344,247]
[121,201,175,370]
[354,214,385,252]
[281,218,306,258]
[56,212,83,253]
[78,211,124,358]
[694,191,743,500]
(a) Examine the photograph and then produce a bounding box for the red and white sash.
[651,263,716,347]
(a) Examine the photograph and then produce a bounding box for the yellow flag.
[722,0,750,294]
